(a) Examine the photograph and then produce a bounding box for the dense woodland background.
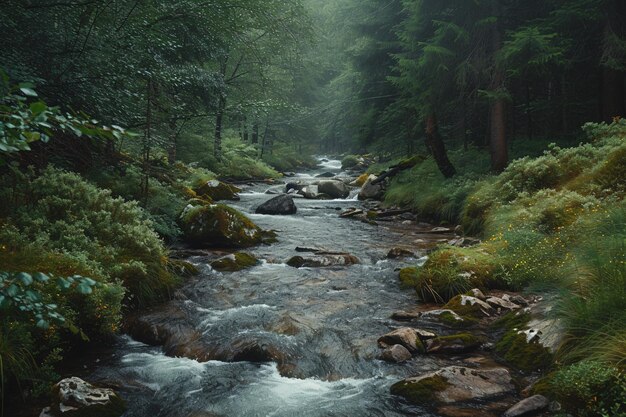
[0,1,625,416]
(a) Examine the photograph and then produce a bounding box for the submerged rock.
[391,366,515,405]
[180,203,263,248]
[286,253,359,268]
[316,172,336,178]
[194,179,241,201]
[255,194,297,215]
[381,344,413,363]
[503,395,550,417]
[317,180,350,199]
[211,252,259,272]
[45,377,126,417]
[387,247,416,259]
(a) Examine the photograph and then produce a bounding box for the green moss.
[443,295,487,318]
[211,252,259,272]
[341,155,360,169]
[399,267,419,288]
[434,333,482,345]
[414,246,500,303]
[194,180,241,201]
[390,374,449,404]
[180,204,263,248]
[495,331,552,372]
[437,311,478,328]
[168,259,199,277]
[366,210,379,219]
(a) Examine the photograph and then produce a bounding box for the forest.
[0,1,624,417]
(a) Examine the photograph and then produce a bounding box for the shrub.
[341,154,359,169]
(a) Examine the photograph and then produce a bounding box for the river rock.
[387,247,415,259]
[428,227,453,234]
[425,333,483,354]
[180,203,263,248]
[358,175,384,200]
[285,182,306,193]
[486,296,521,311]
[46,377,126,417]
[390,366,515,405]
[443,295,494,318]
[316,172,336,178]
[317,180,350,199]
[503,395,550,417]
[194,180,240,201]
[381,344,413,363]
[256,194,297,215]
[468,288,487,300]
[391,311,421,321]
[378,327,435,352]
[502,293,529,306]
[211,252,259,272]
[286,253,359,268]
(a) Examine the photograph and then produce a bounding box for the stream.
[87,158,460,417]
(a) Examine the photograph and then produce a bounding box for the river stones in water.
[179,203,263,248]
[255,194,297,215]
[503,395,549,417]
[316,171,336,178]
[210,252,259,272]
[286,253,359,268]
[194,179,241,201]
[387,247,416,259]
[425,333,484,354]
[381,344,413,363]
[378,327,436,353]
[42,377,126,417]
[317,180,350,199]
[391,366,515,405]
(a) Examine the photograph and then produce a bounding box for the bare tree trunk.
[214,94,226,161]
[252,122,259,144]
[489,0,508,172]
[425,113,456,178]
[142,77,153,205]
[243,116,249,142]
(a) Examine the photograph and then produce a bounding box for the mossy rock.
[168,259,200,277]
[436,310,478,329]
[495,331,553,372]
[194,180,241,201]
[425,333,483,354]
[443,295,493,319]
[179,204,263,248]
[211,252,259,272]
[390,374,450,404]
[355,173,370,186]
[49,377,126,417]
[414,246,500,303]
[399,267,419,288]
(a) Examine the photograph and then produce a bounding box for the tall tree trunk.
[425,113,456,178]
[252,122,259,144]
[601,0,626,122]
[142,77,153,205]
[214,94,226,161]
[243,116,249,142]
[168,119,177,165]
[489,0,508,172]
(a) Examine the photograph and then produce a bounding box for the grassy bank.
[384,121,626,416]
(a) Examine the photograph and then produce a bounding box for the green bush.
[341,154,360,169]
[550,360,626,417]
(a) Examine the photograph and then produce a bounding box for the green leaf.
[36,319,50,329]
[77,283,93,294]
[33,272,49,282]
[20,87,38,97]
[30,101,47,115]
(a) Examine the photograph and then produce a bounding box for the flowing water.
[88,159,458,417]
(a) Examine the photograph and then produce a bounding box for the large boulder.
[358,175,384,200]
[180,203,263,248]
[256,195,297,215]
[378,327,436,353]
[503,395,550,417]
[194,180,241,201]
[424,333,483,354]
[390,366,515,405]
[381,344,413,363]
[317,180,350,199]
[44,377,126,417]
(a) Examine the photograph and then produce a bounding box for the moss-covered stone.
[390,374,450,404]
[179,204,263,248]
[194,180,241,201]
[436,310,478,328]
[211,252,259,272]
[168,259,200,277]
[414,246,501,303]
[443,294,493,318]
[425,333,483,354]
[495,331,553,372]
[355,173,370,186]
[399,267,419,288]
